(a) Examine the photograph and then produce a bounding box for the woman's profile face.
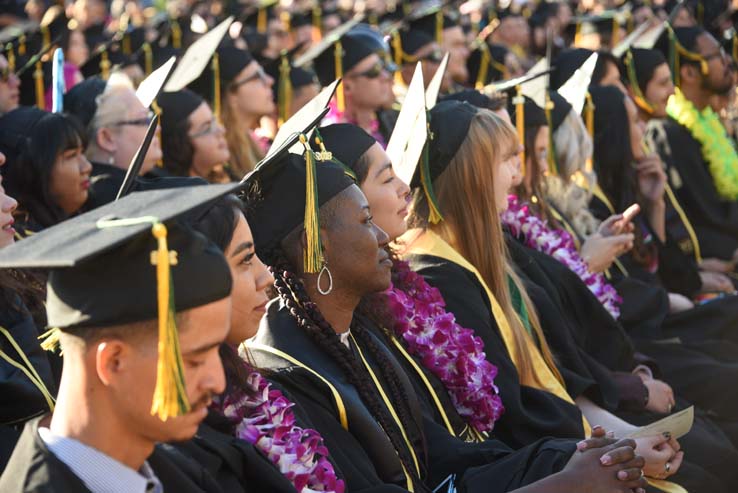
[223,212,273,345]
[49,144,92,216]
[0,152,17,248]
[495,146,520,212]
[625,96,646,160]
[188,102,230,178]
[321,185,392,296]
[358,143,411,242]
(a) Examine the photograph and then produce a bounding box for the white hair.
[85,72,135,159]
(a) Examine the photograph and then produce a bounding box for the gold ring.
[665,462,671,473]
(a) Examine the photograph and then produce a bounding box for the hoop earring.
[317,264,333,295]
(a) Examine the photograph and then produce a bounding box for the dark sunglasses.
[351,59,396,79]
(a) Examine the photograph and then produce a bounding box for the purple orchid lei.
[386,258,504,433]
[501,195,622,319]
[216,369,345,493]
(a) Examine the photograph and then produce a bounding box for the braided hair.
[266,247,428,490]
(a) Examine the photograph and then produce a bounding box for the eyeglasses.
[350,59,396,79]
[190,118,221,139]
[231,66,271,89]
[110,110,155,127]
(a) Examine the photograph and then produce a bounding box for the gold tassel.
[212,52,221,122]
[149,222,189,420]
[574,22,582,46]
[391,32,405,87]
[300,134,323,273]
[335,41,345,113]
[171,19,182,49]
[101,50,111,80]
[584,92,595,173]
[39,327,61,353]
[257,8,267,34]
[544,95,557,176]
[123,34,131,55]
[6,44,15,72]
[34,60,44,110]
[475,45,490,89]
[42,26,50,49]
[312,5,322,41]
[278,52,292,126]
[143,42,153,75]
[611,17,619,47]
[515,85,525,177]
[19,35,26,56]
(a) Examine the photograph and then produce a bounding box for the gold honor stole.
[403,230,686,493]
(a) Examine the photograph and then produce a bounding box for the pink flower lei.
[386,259,504,433]
[501,195,622,319]
[216,369,345,493]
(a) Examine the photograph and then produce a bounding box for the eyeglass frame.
[230,65,271,90]
[109,110,156,128]
[189,117,222,139]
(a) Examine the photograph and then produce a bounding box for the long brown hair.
[221,97,265,178]
[409,109,563,388]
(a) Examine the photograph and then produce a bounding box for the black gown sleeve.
[407,254,586,449]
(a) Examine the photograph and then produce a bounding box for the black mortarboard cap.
[389,27,434,65]
[467,42,510,88]
[549,90,573,132]
[0,106,50,168]
[188,46,253,109]
[508,95,547,129]
[0,183,237,420]
[408,4,458,44]
[621,47,667,93]
[423,100,478,184]
[158,89,205,144]
[245,153,356,262]
[311,123,376,171]
[65,76,108,128]
[550,48,593,90]
[441,89,500,110]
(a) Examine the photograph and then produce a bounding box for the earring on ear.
[317,262,333,295]
[107,153,115,165]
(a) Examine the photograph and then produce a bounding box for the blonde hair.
[548,108,601,237]
[410,109,563,388]
[221,96,265,178]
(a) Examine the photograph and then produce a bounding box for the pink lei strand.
[386,259,504,433]
[218,369,345,493]
[501,195,622,319]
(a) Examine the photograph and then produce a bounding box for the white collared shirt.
[38,427,163,493]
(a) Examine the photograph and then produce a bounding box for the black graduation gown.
[0,299,56,472]
[503,236,738,492]
[248,300,576,493]
[0,417,223,492]
[655,118,738,261]
[84,162,207,211]
[406,254,586,449]
[171,411,298,493]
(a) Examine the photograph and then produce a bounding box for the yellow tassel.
[544,95,557,176]
[6,44,15,72]
[335,41,345,113]
[212,52,221,122]
[391,32,405,87]
[584,92,595,173]
[278,52,292,126]
[257,8,267,34]
[42,26,50,49]
[150,222,189,421]
[300,135,323,273]
[39,327,61,353]
[611,17,619,47]
[574,22,582,47]
[34,60,44,110]
[19,35,26,56]
[100,50,111,80]
[143,42,153,76]
[515,85,525,177]
[475,45,490,89]
[312,6,322,41]
[171,20,182,49]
